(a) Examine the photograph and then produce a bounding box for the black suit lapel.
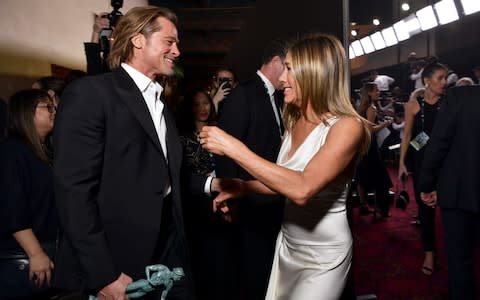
[254,75,283,137]
[112,68,165,156]
[163,107,182,179]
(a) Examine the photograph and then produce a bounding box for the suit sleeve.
[84,43,103,75]
[215,87,250,178]
[53,79,119,289]
[419,88,459,192]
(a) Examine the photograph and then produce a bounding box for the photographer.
[210,67,238,114]
[84,1,123,75]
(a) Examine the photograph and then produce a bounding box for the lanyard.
[420,97,441,131]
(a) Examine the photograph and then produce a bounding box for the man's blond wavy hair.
[108,6,178,69]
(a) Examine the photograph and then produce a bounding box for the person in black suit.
[53,6,219,300]
[420,85,480,300]
[213,38,288,300]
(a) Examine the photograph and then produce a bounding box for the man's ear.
[131,33,145,49]
[271,55,281,64]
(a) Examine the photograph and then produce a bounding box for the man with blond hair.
[53,6,206,299]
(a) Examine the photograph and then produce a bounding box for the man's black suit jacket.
[215,73,284,299]
[216,74,283,188]
[420,85,480,213]
[53,68,192,291]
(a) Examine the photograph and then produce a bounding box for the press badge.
[410,131,429,151]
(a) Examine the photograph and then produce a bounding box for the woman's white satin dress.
[265,117,352,300]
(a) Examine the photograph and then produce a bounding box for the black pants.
[413,175,436,251]
[441,208,480,300]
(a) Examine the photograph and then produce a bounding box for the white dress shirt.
[121,63,170,195]
[257,70,283,135]
[374,74,395,91]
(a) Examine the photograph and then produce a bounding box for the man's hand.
[210,178,245,222]
[211,178,245,212]
[420,191,437,208]
[98,273,132,300]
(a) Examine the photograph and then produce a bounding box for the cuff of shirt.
[204,175,215,196]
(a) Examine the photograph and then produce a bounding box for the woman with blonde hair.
[200,33,370,299]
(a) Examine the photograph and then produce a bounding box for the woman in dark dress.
[398,62,448,275]
[0,89,58,299]
[179,89,217,177]
[178,89,223,299]
[355,82,393,217]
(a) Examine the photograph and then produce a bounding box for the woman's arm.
[398,96,419,178]
[366,106,392,132]
[212,178,276,213]
[202,116,364,205]
[13,229,54,287]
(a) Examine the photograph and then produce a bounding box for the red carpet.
[351,168,450,299]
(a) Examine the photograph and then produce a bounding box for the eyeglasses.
[37,103,56,113]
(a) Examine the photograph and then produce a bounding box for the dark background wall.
[225,0,346,81]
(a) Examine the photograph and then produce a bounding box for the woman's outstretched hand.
[199,126,239,156]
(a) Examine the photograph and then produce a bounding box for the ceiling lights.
[393,20,410,41]
[416,5,438,31]
[381,27,398,46]
[370,32,386,50]
[349,0,479,60]
[434,0,459,25]
[360,36,375,54]
[351,40,364,56]
[460,0,480,15]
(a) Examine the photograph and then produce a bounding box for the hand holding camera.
[212,78,233,111]
[91,13,111,43]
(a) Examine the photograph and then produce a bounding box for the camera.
[100,0,123,53]
[100,0,123,31]
[105,0,123,28]
[218,77,232,90]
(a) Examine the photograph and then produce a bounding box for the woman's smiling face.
[279,52,301,106]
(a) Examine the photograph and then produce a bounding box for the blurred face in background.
[214,70,236,89]
[34,97,56,139]
[425,68,448,96]
[368,84,381,101]
[193,91,212,123]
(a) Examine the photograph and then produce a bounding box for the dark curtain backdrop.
[224,0,347,81]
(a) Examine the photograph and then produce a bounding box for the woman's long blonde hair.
[283,33,370,156]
